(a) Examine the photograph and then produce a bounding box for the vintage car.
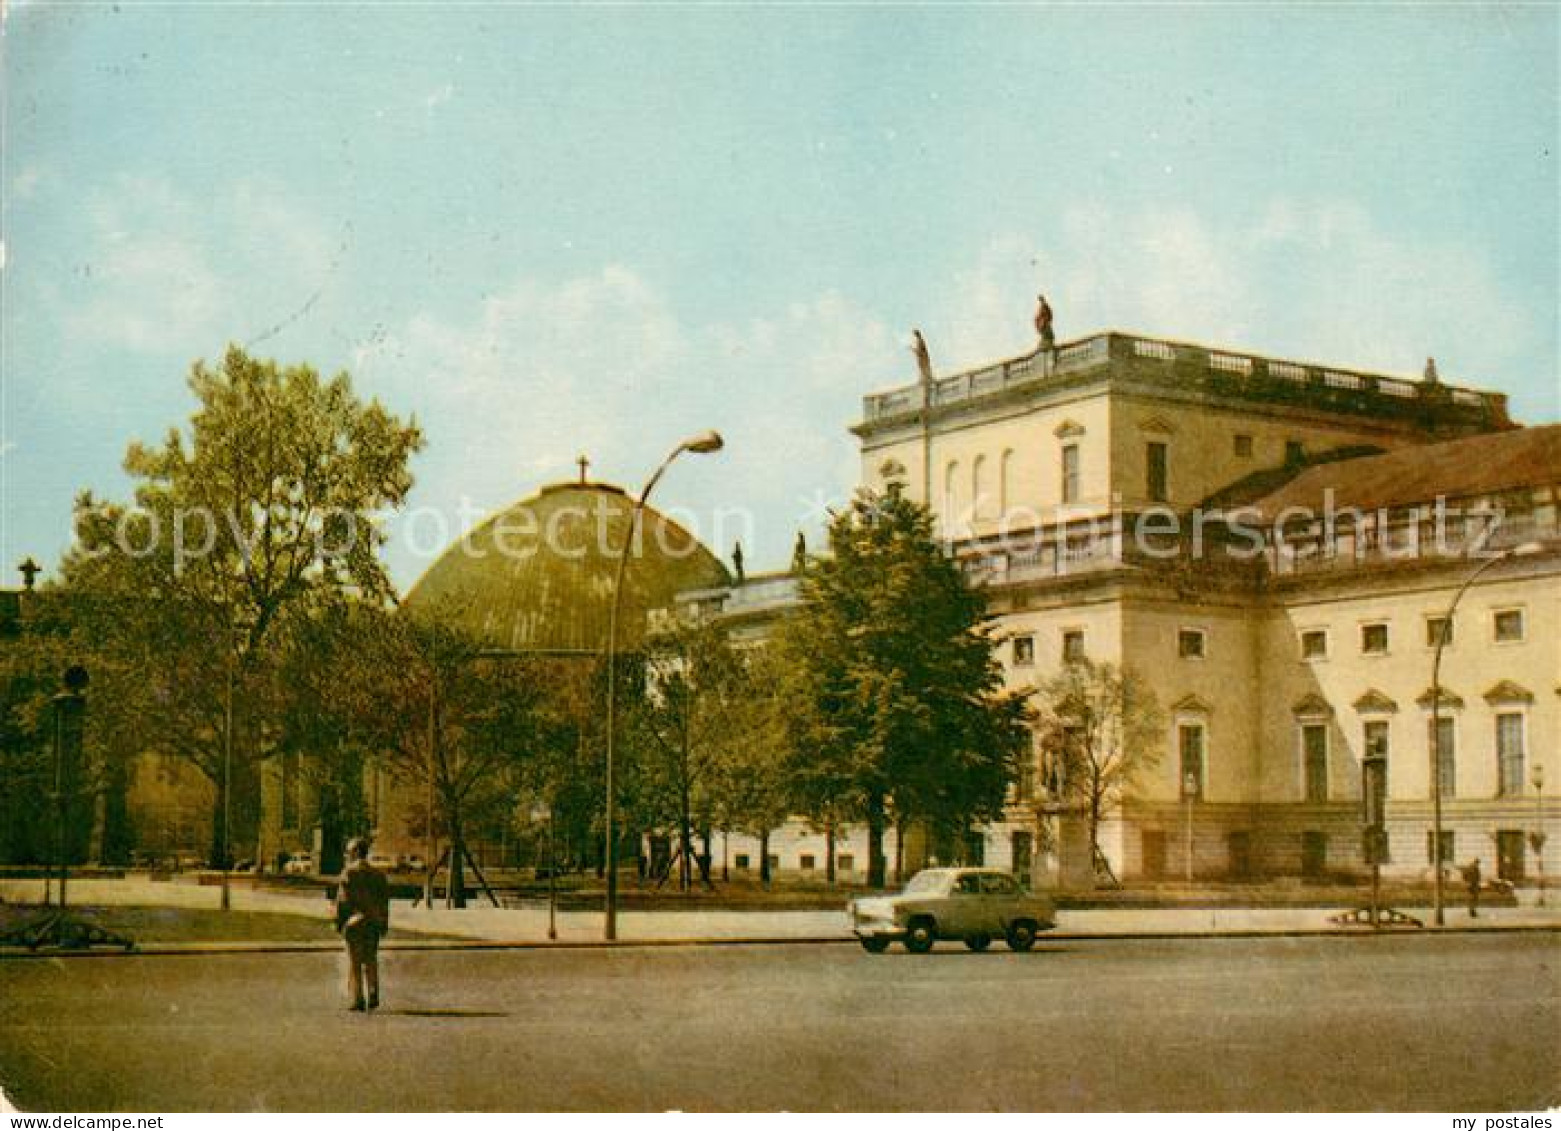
[847,867,1057,953]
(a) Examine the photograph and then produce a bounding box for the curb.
[2,922,1557,959]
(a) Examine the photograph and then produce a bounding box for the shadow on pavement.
[380,1008,510,1018]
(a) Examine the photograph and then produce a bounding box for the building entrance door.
[1497,829,1526,882]
[1227,831,1252,879]
[1142,830,1166,879]
[1301,831,1328,879]
[1011,831,1032,879]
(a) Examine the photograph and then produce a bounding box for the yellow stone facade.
[840,329,1558,886]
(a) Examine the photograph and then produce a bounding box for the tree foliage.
[1033,658,1164,871]
[55,346,423,863]
[781,486,1030,886]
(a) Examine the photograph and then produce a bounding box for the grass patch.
[0,904,444,946]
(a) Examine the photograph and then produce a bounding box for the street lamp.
[1183,770,1198,883]
[221,638,235,911]
[1428,540,1543,925]
[603,430,724,941]
[53,666,89,910]
[1532,764,1547,909]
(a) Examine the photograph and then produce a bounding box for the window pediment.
[1483,680,1533,705]
[1352,689,1398,715]
[1172,693,1213,715]
[1054,419,1086,439]
[1292,693,1333,719]
[1138,414,1176,435]
[1416,687,1464,711]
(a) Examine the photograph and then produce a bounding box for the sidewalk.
[4,876,1558,955]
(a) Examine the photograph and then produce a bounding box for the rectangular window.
[1012,635,1035,666]
[1178,724,1205,799]
[1300,630,1328,660]
[799,854,816,871]
[1497,713,1525,796]
[1364,719,1390,762]
[1426,830,1455,867]
[1426,616,1452,649]
[1015,758,1035,802]
[1361,623,1389,655]
[734,854,750,870]
[1146,441,1169,503]
[1062,630,1085,663]
[766,854,779,872]
[837,854,855,873]
[1285,440,1305,466]
[1302,724,1328,802]
[1429,717,1456,798]
[1494,609,1525,643]
[1234,434,1253,458]
[1178,629,1205,659]
[1061,444,1080,504]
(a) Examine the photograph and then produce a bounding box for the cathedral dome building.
[403,480,730,653]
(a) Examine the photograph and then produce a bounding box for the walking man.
[1462,857,1482,918]
[335,837,391,1011]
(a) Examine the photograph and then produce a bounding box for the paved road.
[2,934,1556,1111]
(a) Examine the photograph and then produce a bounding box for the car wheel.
[860,937,890,954]
[964,933,992,953]
[1006,920,1037,952]
[903,918,936,954]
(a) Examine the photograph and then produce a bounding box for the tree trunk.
[825,823,836,886]
[447,814,468,909]
[1088,789,1103,888]
[894,816,905,884]
[698,827,714,888]
[209,779,229,869]
[866,793,886,889]
[759,829,771,888]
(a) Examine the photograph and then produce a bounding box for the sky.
[3,3,1558,590]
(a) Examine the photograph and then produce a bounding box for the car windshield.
[903,870,949,895]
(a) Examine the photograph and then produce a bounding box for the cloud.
[55,174,338,357]
[920,201,1541,393]
[8,164,46,202]
[353,268,898,584]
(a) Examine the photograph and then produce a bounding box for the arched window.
[999,449,1014,515]
[972,455,988,519]
[943,460,960,522]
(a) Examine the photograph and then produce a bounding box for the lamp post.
[1362,735,1388,928]
[1428,541,1542,925]
[1183,770,1198,883]
[603,430,724,941]
[52,666,89,910]
[1532,764,1547,909]
[221,640,235,912]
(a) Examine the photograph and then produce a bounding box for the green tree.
[349,603,569,906]
[1033,658,1164,879]
[633,619,754,890]
[706,644,795,887]
[783,486,1030,887]
[59,346,423,865]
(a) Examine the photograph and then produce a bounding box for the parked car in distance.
[282,852,314,876]
[368,852,397,872]
[847,867,1056,954]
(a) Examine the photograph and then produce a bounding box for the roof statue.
[1033,293,1055,352]
[911,328,933,384]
